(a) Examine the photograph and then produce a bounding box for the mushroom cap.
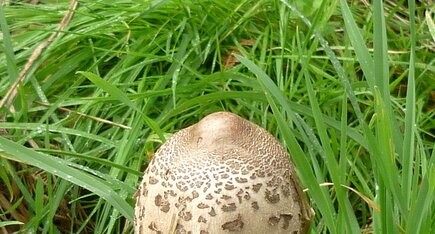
[134,112,313,233]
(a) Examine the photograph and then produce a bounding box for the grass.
[0,0,434,233]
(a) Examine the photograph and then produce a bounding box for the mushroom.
[134,112,313,233]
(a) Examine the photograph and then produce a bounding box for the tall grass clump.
[0,0,433,233]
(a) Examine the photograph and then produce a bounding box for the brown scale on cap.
[134,112,314,233]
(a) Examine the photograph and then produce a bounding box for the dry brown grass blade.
[0,192,27,223]
[340,184,380,213]
[304,182,381,213]
[0,0,78,111]
[34,101,131,129]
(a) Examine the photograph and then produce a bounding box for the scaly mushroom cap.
[134,112,313,233]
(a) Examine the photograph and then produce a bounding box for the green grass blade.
[402,0,417,218]
[372,0,403,155]
[406,159,435,233]
[0,122,115,146]
[78,71,164,140]
[373,87,401,233]
[339,0,375,89]
[372,1,389,94]
[0,6,19,83]
[0,221,24,228]
[37,149,141,176]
